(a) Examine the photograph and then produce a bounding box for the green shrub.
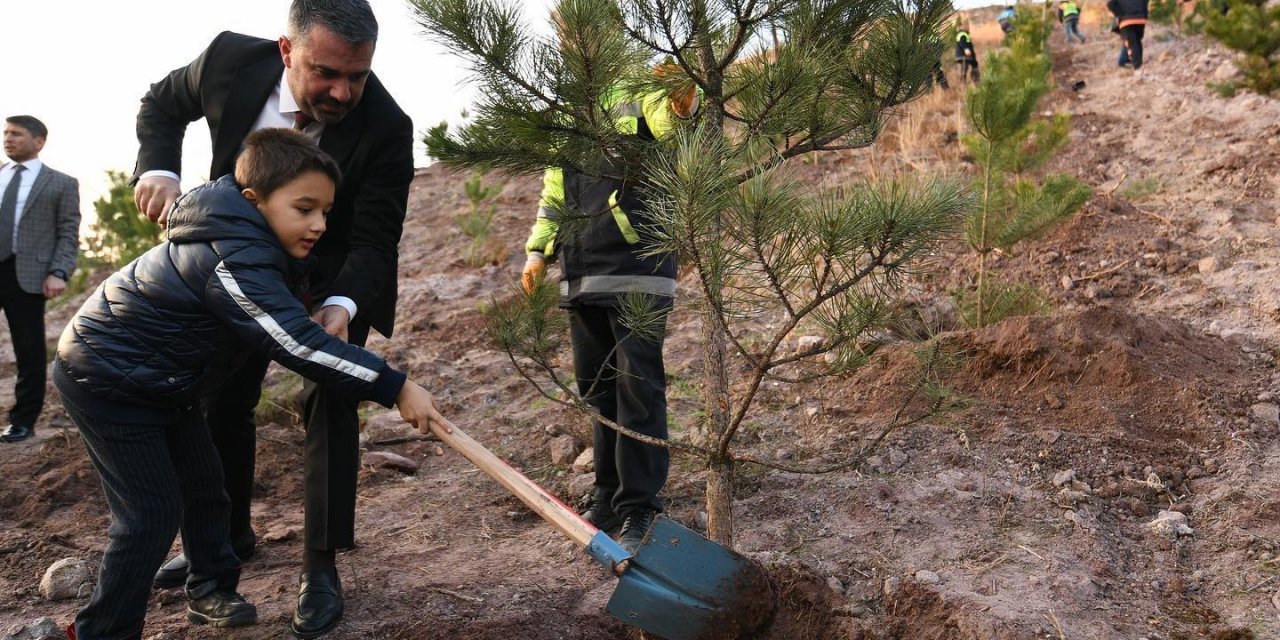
[1202,0,1280,94]
[85,170,162,268]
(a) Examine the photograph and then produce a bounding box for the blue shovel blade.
[605,517,774,640]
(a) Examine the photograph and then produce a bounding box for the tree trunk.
[704,456,735,548]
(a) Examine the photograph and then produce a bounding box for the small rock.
[3,617,61,640]
[261,525,299,543]
[571,448,595,473]
[543,423,561,436]
[914,570,941,585]
[549,435,581,466]
[1249,403,1280,426]
[796,335,825,353]
[362,451,420,475]
[695,511,709,530]
[1129,498,1150,517]
[882,576,901,595]
[1052,469,1076,487]
[40,558,93,601]
[1060,275,1075,290]
[1197,256,1219,273]
[775,448,795,461]
[1044,394,1064,410]
[1148,510,1194,538]
[805,407,820,419]
[1272,591,1280,611]
[567,472,596,498]
[827,576,845,594]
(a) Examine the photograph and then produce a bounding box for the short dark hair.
[289,0,378,45]
[234,129,342,200]
[5,115,48,140]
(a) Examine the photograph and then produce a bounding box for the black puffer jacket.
[57,175,405,409]
[1107,0,1149,20]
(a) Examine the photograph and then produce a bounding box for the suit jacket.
[1,163,80,295]
[133,31,414,338]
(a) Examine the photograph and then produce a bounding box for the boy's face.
[244,170,334,259]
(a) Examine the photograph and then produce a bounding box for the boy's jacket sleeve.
[204,244,406,407]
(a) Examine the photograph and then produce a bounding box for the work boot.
[580,490,622,533]
[187,589,257,628]
[617,508,657,555]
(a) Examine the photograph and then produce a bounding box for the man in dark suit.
[131,1,413,637]
[0,115,80,444]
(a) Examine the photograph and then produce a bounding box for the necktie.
[0,164,26,262]
[294,111,314,130]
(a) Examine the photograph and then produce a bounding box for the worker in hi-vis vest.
[955,25,981,84]
[522,62,698,556]
[1058,0,1087,45]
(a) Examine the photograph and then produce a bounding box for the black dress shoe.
[154,535,257,589]
[154,553,190,589]
[0,424,34,443]
[292,567,343,639]
[188,589,257,628]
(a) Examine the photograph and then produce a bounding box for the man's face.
[2,124,44,163]
[247,169,334,260]
[280,25,375,125]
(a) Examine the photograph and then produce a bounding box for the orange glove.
[522,253,546,294]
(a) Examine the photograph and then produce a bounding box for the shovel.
[426,420,775,640]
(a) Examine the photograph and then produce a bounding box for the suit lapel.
[212,54,284,176]
[19,168,52,216]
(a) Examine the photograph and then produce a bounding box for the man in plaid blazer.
[0,115,81,443]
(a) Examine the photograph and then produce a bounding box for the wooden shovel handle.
[427,421,598,548]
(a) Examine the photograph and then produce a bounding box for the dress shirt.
[0,159,45,249]
[139,72,356,320]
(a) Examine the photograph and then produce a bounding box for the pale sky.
[6,0,990,221]
[3,0,556,218]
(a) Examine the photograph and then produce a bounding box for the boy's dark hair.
[289,0,378,45]
[5,115,48,140]
[234,128,342,199]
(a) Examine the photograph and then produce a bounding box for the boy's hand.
[397,381,454,437]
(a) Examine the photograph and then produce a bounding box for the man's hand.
[397,381,454,437]
[522,253,546,294]
[135,175,181,227]
[42,274,66,299]
[312,305,352,342]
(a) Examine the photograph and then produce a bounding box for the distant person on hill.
[997,6,1016,34]
[55,129,452,640]
[0,116,80,445]
[929,32,950,90]
[1059,0,1088,45]
[1107,0,1149,69]
[955,23,981,84]
[131,1,413,636]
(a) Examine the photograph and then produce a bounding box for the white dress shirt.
[139,72,356,320]
[0,158,45,248]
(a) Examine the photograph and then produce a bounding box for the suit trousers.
[569,305,669,517]
[54,363,241,640]
[208,321,370,552]
[0,259,46,427]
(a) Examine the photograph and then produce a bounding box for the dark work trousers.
[1120,24,1145,69]
[208,320,370,552]
[54,362,241,640]
[0,259,46,427]
[570,305,669,517]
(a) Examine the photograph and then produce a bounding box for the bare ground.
[4,14,1280,640]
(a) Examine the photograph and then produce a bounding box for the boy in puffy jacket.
[55,129,452,640]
